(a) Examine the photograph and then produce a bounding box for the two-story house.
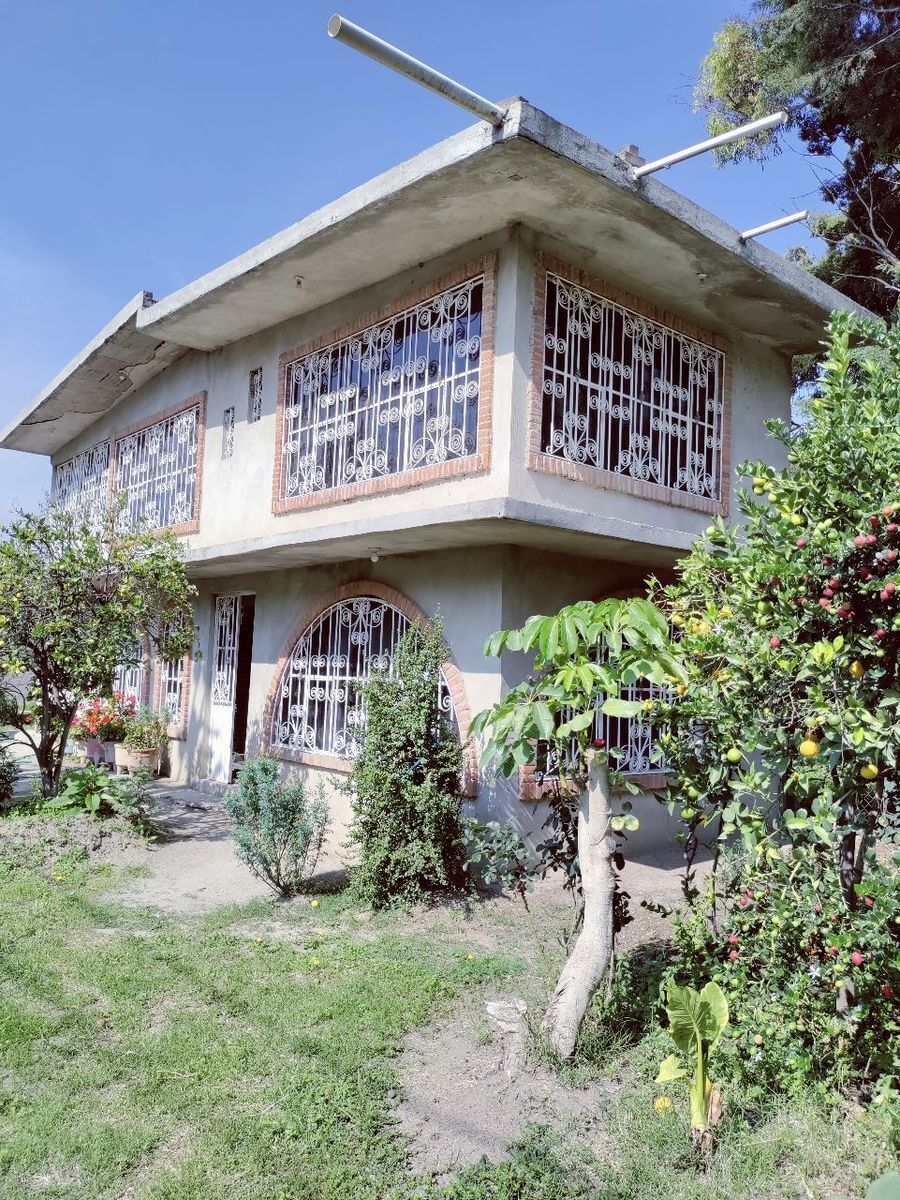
[1,102,868,849]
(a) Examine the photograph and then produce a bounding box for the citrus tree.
[656,311,900,908]
[472,596,685,1056]
[0,505,196,797]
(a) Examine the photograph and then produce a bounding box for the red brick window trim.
[262,580,477,795]
[528,254,732,518]
[110,391,207,536]
[272,257,497,516]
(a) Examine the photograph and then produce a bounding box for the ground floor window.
[271,594,453,759]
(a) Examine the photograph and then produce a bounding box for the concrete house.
[1,102,866,848]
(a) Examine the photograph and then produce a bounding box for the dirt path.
[105,784,349,914]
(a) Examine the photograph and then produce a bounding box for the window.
[280,275,484,500]
[539,271,725,506]
[51,441,111,514]
[222,407,235,459]
[113,641,147,705]
[114,402,201,530]
[157,655,188,727]
[272,595,453,758]
[248,367,263,423]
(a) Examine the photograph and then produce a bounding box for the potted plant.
[71,693,137,768]
[122,707,168,776]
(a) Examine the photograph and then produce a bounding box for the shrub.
[0,746,20,806]
[347,617,464,908]
[671,846,900,1097]
[46,763,147,819]
[226,755,329,896]
[460,817,532,899]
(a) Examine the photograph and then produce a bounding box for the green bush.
[347,617,464,908]
[671,847,900,1097]
[460,817,532,899]
[46,763,147,820]
[0,746,20,805]
[226,755,329,896]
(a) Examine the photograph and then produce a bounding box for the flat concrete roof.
[2,99,872,456]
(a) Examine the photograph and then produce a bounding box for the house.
[0,101,868,849]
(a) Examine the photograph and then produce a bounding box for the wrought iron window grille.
[280,276,483,500]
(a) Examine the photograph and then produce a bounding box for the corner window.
[539,270,725,506]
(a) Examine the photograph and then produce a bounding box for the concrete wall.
[50,226,792,565]
[172,544,683,858]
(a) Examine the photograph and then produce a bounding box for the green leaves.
[665,980,729,1057]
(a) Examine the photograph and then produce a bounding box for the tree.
[0,505,196,797]
[471,598,685,1057]
[347,617,465,908]
[657,311,900,910]
[695,2,900,317]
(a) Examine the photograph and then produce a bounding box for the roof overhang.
[0,293,187,455]
[3,100,873,457]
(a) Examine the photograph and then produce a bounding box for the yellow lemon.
[790,513,804,526]
[799,738,820,758]
[310,898,320,908]
[676,684,687,697]
[860,763,879,781]
[653,1097,672,1115]
[753,1034,764,1046]
[849,660,864,679]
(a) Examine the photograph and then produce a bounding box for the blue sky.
[0,0,825,520]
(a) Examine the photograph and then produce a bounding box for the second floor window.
[115,403,201,530]
[540,272,725,505]
[280,275,484,500]
[52,440,111,514]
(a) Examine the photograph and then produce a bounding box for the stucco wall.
[170,544,686,860]
[50,226,792,570]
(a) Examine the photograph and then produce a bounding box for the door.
[208,594,255,783]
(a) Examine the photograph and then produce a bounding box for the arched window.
[271,594,454,759]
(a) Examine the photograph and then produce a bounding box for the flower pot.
[114,742,131,773]
[103,741,118,766]
[83,738,104,765]
[126,748,160,777]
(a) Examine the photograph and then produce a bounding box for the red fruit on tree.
[770,637,781,648]
[823,588,834,598]
[796,538,808,549]
[870,515,880,529]
[866,534,878,545]
[865,896,875,908]
[828,577,841,588]
[888,523,899,533]
[728,950,739,961]
[855,535,867,547]
[828,945,839,956]
[818,598,831,609]
[728,934,739,944]
[593,737,606,748]
[881,590,890,602]
[887,551,898,562]
[886,582,896,595]
[883,985,894,999]
[874,628,886,640]
[851,951,864,966]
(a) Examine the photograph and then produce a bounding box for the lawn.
[1,844,896,1199]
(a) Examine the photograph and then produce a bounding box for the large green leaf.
[665,980,729,1055]
[866,1173,900,1200]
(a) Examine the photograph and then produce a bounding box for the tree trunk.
[542,753,617,1058]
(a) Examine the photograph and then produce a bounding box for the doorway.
[208,593,256,783]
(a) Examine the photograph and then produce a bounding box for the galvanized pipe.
[327,14,508,127]
[632,111,789,179]
[739,210,809,242]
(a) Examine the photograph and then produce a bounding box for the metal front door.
[208,594,241,783]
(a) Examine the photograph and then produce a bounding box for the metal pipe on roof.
[632,111,789,179]
[327,14,508,127]
[739,210,809,242]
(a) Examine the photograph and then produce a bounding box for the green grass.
[0,861,514,1200]
[1,853,896,1200]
